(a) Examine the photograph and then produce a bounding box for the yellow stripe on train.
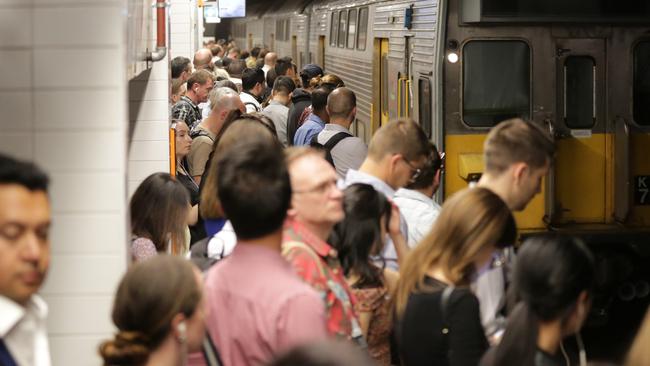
[444,133,650,232]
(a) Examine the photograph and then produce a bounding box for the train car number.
[635,176,650,205]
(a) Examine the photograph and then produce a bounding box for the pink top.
[203,244,328,366]
[131,237,157,262]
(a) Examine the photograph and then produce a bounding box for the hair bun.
[309,75,322,88]
[99,331,151,365]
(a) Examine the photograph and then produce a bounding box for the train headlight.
[447,52,459,64]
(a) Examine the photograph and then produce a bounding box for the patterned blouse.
[131,237,157,262]
[353,286,392,365]
[282,219,361,341]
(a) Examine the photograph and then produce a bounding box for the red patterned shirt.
[282,219,361,341]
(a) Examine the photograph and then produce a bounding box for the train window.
[330,12,338,46]
[338,10,348,48]
[276,21,282,41]
[357,7,368,51]
[419,78,432,138]
[276,20,289,41]
[564,56,595,129]
[634,42,650,126]
[462,40,530,127]
[347,9,357,49]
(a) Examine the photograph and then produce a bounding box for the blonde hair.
[394,188,516,317]
[367,118,430,162]
[308,74,323,89]
[319,74,345,88]
[484,118,554,175]
[284,146,325,167]
[626,309,650,366]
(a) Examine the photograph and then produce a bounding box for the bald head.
[327,87,356,123]
[210,87,245,115]
[193,48,213,69]
[264,52,277,67]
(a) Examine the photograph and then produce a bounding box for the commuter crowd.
[1,38,650,366]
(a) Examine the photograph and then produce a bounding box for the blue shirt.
[293,114,326,146]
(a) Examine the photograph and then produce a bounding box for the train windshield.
[462,40,530,127]
[634,42,650,126]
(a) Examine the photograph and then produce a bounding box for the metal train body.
[227,2,650,355]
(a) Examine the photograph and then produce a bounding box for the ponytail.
[308,75,322,89]
[487,303,539,366]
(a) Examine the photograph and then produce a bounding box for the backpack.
[310,131,352,166]
[189,236,217,272]
[190,128,215,141]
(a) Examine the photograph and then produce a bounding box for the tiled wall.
[127,54,170,197]
[0,0,195,364]
[0,0,129,364]
[170,0,197,59]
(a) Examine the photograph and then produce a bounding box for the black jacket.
[286,88,312,145]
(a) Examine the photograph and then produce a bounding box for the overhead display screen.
[219,0,246,18]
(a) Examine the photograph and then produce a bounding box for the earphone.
[177,321,187,343]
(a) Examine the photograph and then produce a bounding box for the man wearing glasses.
[343,119,431,270]
[282,147,362,343]
[393,143,444,247]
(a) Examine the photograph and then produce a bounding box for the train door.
[318,35,325,68]
[373,38,389,131]
[551,39,609,224]
[291,35,298,67]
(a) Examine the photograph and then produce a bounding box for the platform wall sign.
[635,176,650,205]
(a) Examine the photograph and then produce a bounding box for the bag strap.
[244,101,261,112]
[440,286,455,362]
[190,129,215,142]
[202,331,223,366]
[324,131,352,150]
[310,131,352,166]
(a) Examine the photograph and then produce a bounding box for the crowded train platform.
[1,0,650,365]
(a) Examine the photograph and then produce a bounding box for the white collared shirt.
[262,64,271,78]
[393,188,442,247]
[240,91,262,113]
[0,295,51,366]
[343,169,408,270]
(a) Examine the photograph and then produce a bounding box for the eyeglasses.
[293,178,339,195]
[401,157,422,182]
